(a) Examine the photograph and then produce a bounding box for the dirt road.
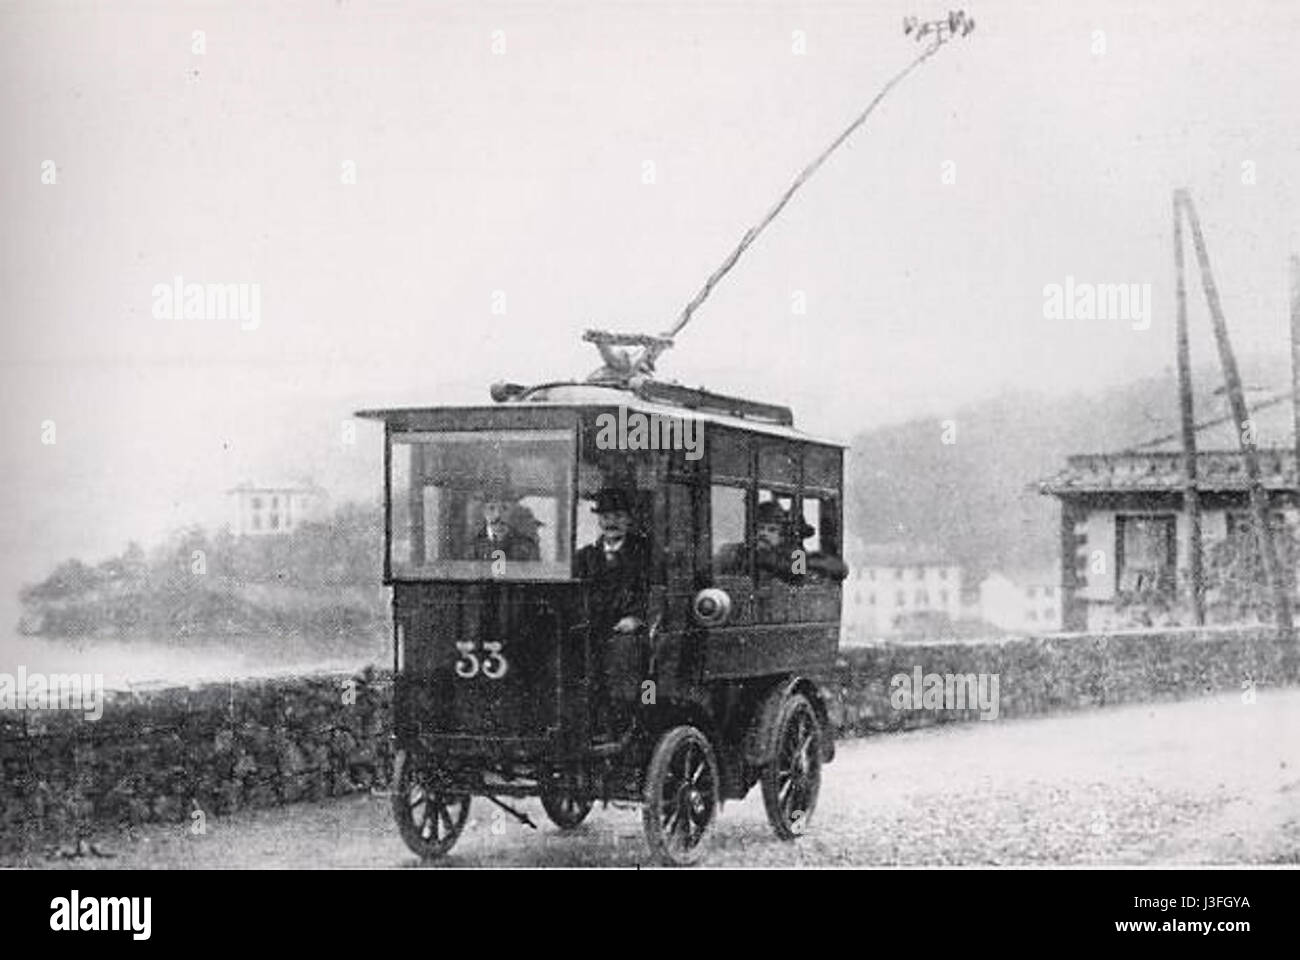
[24,687,1300,868]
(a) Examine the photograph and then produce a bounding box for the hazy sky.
[2,0,1299,608]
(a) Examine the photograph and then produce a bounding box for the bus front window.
[389,429,574,580]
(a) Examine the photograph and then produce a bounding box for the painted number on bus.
[454,640,509,680]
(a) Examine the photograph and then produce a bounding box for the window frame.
[1114,512,1178,596]
[384,426,578,583]
[701,427,845,590]
[709,480,754,580]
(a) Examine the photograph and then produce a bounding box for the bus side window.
[711,485,748,577]
[801,494,847,582]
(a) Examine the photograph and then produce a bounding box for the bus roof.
[356,382,847,448]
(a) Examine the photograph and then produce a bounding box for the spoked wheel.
[391,750,471,861]
[761,693,822,840]
[541,788,593,830]
[641,725,719,866]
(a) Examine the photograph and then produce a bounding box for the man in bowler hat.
[575,487,650,738]
[716,499,798,580]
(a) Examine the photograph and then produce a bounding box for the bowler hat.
[591,488,634,514]
[756,500,788,524]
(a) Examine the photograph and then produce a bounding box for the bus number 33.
[455,640,508,680]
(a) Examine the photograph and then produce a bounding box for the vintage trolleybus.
[358,372,847,865]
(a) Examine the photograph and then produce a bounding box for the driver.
[470,484,541,562]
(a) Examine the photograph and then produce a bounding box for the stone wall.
[2,627,1295,855]
[830,625,1295,734]
[0,668,393,855]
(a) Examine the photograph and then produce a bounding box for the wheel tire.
[391,750,471,860]
[641,725,720,866]
[541,789,593,830]
[760,693,822,841]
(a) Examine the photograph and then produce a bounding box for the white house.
[841,541,963,642]
[979,569,1063,632]
[226,482,327,536]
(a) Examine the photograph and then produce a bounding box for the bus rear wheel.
[760,693,822,841]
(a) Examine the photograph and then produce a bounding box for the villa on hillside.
[1040,393,1300,631]
[226,481,329,536]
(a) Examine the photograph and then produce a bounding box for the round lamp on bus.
[692,588,732,627]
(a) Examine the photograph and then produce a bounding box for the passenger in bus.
[756,501,800,580]
[470,485,541,562]
[716,500,799,581]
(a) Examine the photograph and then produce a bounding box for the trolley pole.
[627,11,977,379]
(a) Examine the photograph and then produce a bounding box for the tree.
[20,558,101,602]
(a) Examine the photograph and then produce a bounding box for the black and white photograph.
[0,0,1295,926]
